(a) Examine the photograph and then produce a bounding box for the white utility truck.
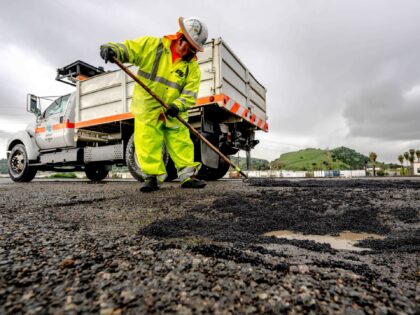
[7,38,268,182]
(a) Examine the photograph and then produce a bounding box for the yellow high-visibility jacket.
[102,36,201,128]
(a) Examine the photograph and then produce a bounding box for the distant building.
[413,162,420,176]
[234,170,367,178]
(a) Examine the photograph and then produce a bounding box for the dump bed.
[198,38,267,129]
[76,38,267,131]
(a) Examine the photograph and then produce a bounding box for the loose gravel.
[0,178,418,314]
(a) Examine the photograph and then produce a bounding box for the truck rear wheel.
[8,143,38,182]
[84,164,109,181]
[125,134,177,182]
[197,157,230,181]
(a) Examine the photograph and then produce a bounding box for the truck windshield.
[43,94,71,119]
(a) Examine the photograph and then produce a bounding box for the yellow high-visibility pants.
[134,115,200,182]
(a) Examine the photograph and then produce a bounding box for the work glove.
[100,46,116,63]
[166,104,180,117]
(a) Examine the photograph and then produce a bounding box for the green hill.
[331,146,370,169]
[271,147,370,171]
[232,157,270,170]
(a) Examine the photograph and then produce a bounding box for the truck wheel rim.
[10,150,25,176]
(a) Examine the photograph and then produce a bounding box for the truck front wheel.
[84,164,109,181]
[8,143,38,182]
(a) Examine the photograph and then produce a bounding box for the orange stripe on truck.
[195,94,225,106]
[242,109,249,118]
[75,112,134,128]
[230,103,240,114]
[223,95,230,106]
[34,94,268,133]
[52,121,75,130]
[35,121,75,134]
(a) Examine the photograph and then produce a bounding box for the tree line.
[398,149,420,176]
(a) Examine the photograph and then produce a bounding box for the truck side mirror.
[27,94,41,117]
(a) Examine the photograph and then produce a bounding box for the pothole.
[264,230,385,251]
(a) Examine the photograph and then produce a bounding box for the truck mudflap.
[201,141,219,169]
[199,115,220,169]
[196,94,268,132]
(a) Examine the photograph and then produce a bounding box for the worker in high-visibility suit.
[100,17,208,192]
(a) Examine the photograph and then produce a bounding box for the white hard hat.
[178,17,208,52]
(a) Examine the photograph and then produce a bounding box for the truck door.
[35,94,73,149]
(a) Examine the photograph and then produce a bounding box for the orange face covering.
[170,40,181,63]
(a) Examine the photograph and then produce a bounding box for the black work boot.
[181,177,206,189]
[140,176,159,192]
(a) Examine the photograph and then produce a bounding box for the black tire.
[197,157,230,181]
[84,164,109,181]
[125,134,178,182]
[126,134,144,182]
[8,143,37,182]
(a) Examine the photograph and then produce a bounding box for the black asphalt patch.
[140,187,390,247]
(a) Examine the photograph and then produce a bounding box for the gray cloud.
[0,130,14,138]
[0,130,14,154]
[344,80,420,141]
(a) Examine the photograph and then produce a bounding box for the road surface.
[0,178,418,314]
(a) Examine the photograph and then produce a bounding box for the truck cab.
[35,93,75,149]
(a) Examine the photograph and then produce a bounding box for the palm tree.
[408,156,415,176]
[398,155,404,176]
[416,150,420,163]
[404,152,410,168]
[409,149,415,159]
[369,152,377,176]
[407,150,415,176]
[398,155,404,165]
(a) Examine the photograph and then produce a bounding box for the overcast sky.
[1,0,419,163]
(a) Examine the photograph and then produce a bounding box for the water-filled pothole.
[264,230,384,251]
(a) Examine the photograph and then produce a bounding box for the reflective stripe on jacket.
[102,36,201,127]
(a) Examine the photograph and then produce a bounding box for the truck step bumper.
[40,148,82,164]
[84,143,124,163]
